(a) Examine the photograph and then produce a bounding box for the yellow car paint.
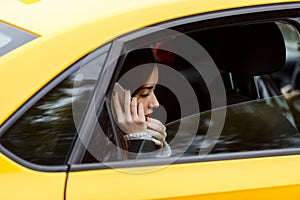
[1,0,300,125]
[19,0,41,5]
[0,0,300,199]
[0,153,66,199]
[67,155,300,199]
[1,0,300,35]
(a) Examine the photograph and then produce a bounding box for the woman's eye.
[140,93,150,98]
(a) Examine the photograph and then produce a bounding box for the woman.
[112,63,171,158]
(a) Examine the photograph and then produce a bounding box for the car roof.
[1,0,299,36]
[0,0,299,125]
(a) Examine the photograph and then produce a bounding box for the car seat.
[192,22,297,127]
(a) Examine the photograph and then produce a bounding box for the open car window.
[81,20,300,164]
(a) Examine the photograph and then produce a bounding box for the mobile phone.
[113,82,126,108]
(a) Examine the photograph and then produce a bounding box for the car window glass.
[167,21,300,157]
[0,22,37,57]
[0,51,108,165]
[82,21,300,165]
[0,31,11,48]
[87,29,218,161]
[81,101,122,163]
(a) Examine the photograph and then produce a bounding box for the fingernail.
[112,90,116,96]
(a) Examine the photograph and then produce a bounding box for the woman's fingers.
[131,97,139,120]
[131,97,146,124]
[147,118,167,138]
[151,138,163,148]
[112,90,147,134]
[124,90,132,120]
[147,129,165,144]
[112,92,124,119]
[138,102,145,121]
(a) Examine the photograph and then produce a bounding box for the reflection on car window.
[0,22,37,57]
[0,31,12,48]
[167,97,300,157]
[166,21,300,157]
[123,22,300,160]
[81,21,300,165]
[0,51,107,165]
[272,23,300,130]
[82,102,122,163]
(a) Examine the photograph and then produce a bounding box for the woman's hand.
[147,118,167,147]
[112,90,167,148]
[112,90,147,134]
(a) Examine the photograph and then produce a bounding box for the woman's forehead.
[118,64,158,93]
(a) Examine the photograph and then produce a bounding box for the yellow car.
[1,0,300,199]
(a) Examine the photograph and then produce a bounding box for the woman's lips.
[145,110,152,120]
[145,114,150,121]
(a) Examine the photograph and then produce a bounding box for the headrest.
[198,22,286,76]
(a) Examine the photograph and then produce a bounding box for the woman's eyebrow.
[140,86,154,90]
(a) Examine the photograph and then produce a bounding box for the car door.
[65,4,300,200]
[0,43,110,199]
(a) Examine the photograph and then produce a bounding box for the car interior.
[167,21,300,156]
[82,20,300,162]
[132,21,300,156]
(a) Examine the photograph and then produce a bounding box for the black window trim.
[67,40,124,165]
[0,43,111,172]
[68,2,300,172]
[158,2,300,30]
[70,148,300,172]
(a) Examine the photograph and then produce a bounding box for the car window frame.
[0,43,111,172]
[0,21,38,57]
[67,3,300,171]
[67,40,124,165]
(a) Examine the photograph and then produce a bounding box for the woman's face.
[134,66,159,119]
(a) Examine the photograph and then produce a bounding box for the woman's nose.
[149,93,159,108]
